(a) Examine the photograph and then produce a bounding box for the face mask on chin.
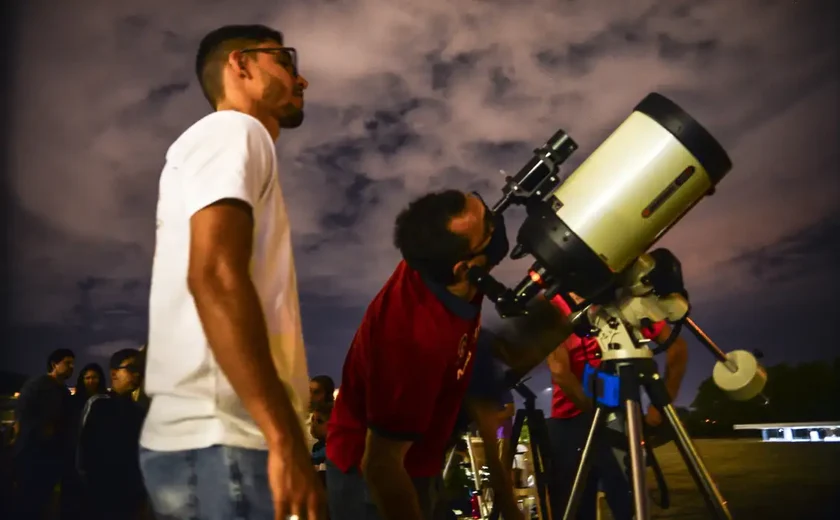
[470,191,510,270]
[482,211,510,269]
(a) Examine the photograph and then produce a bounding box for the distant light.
[13,392,20,398]
[333,388,340,400]
[543,387,553,394]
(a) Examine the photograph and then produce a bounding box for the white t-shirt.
[140,110,310,452]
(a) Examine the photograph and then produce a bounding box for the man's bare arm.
[467,400,525,520]
[546,345,592,413]
[656,324,688,401]
[490,295,574,380]
[187,199,304,448]
[361,430,424,520]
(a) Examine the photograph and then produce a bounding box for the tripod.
[489,382,557,520]
[562,357,731,520]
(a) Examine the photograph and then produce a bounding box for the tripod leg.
[562,406,605,520]
[489,410,530,520]
[528,423,550,520]
[624,400,650,520]
[528,410,557,520]
[661,404,732,520]
[442,445,459,483]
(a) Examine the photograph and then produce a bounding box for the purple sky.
[3,0,838,411]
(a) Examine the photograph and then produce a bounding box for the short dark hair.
[311,375,335,401]
[109,348,140,371]
[47,349,74,372]
[195,24,285,108]
[394,190,472,285]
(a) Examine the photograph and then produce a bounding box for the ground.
[610,439,840,519]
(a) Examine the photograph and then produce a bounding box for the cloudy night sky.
[2,0,838,411]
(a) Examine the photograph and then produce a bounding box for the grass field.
[618,439,840,519]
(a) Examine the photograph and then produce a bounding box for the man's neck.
[214,101,280,141]
[446,281,477,302]
[112,390,134,400]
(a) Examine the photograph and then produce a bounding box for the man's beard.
[263,72,305,129]
[279,105,304,128]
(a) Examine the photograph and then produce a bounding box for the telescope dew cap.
[634,93,733,185]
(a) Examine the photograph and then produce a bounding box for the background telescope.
[472,93,768,520]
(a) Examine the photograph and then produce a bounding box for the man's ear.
[228,50,249,78]
[452,260,470,282]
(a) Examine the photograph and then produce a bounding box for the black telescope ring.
[634,93,732,185]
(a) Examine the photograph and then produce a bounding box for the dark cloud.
[729,210,840,285]
[145,82,191,107]
[429,51,486,91]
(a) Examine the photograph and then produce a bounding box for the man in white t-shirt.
[139,24,324,520]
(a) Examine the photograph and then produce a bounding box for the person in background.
[310,400,333,478]
[132,345,150,411]
[62,362,108,519]
[310,375,336,408]
[11,348,75,520]
[78,348,148,520]
[307,375,336,447]
[545,294,689,520]
[72,364,108,412]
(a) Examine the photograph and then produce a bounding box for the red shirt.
[326,261,482,478]
[550,297,665,419]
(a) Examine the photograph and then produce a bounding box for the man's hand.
[268,442,325,520]
[645,404,662,428]
[653,323,688,404]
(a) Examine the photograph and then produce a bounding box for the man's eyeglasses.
[240,47,298,76]
[116,363,140,374]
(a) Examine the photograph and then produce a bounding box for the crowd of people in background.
[2,347,343,520]
[6,347,149,519]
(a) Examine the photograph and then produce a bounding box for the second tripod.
[488,382,556,520]
[562,357,731,520]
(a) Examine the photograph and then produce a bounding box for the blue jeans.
[139,445,272,520]
[325,458,442,520]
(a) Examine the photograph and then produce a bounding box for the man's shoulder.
[20,374,46,390]
[365,261,425,318]
[24,374,63,394]
[84,394,114,415]
[187,110,267,138]
[167,110,273,163]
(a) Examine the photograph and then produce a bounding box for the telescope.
[472,93,768,520]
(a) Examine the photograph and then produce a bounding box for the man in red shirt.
[545,294,688,520]
[325,189,513,520]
